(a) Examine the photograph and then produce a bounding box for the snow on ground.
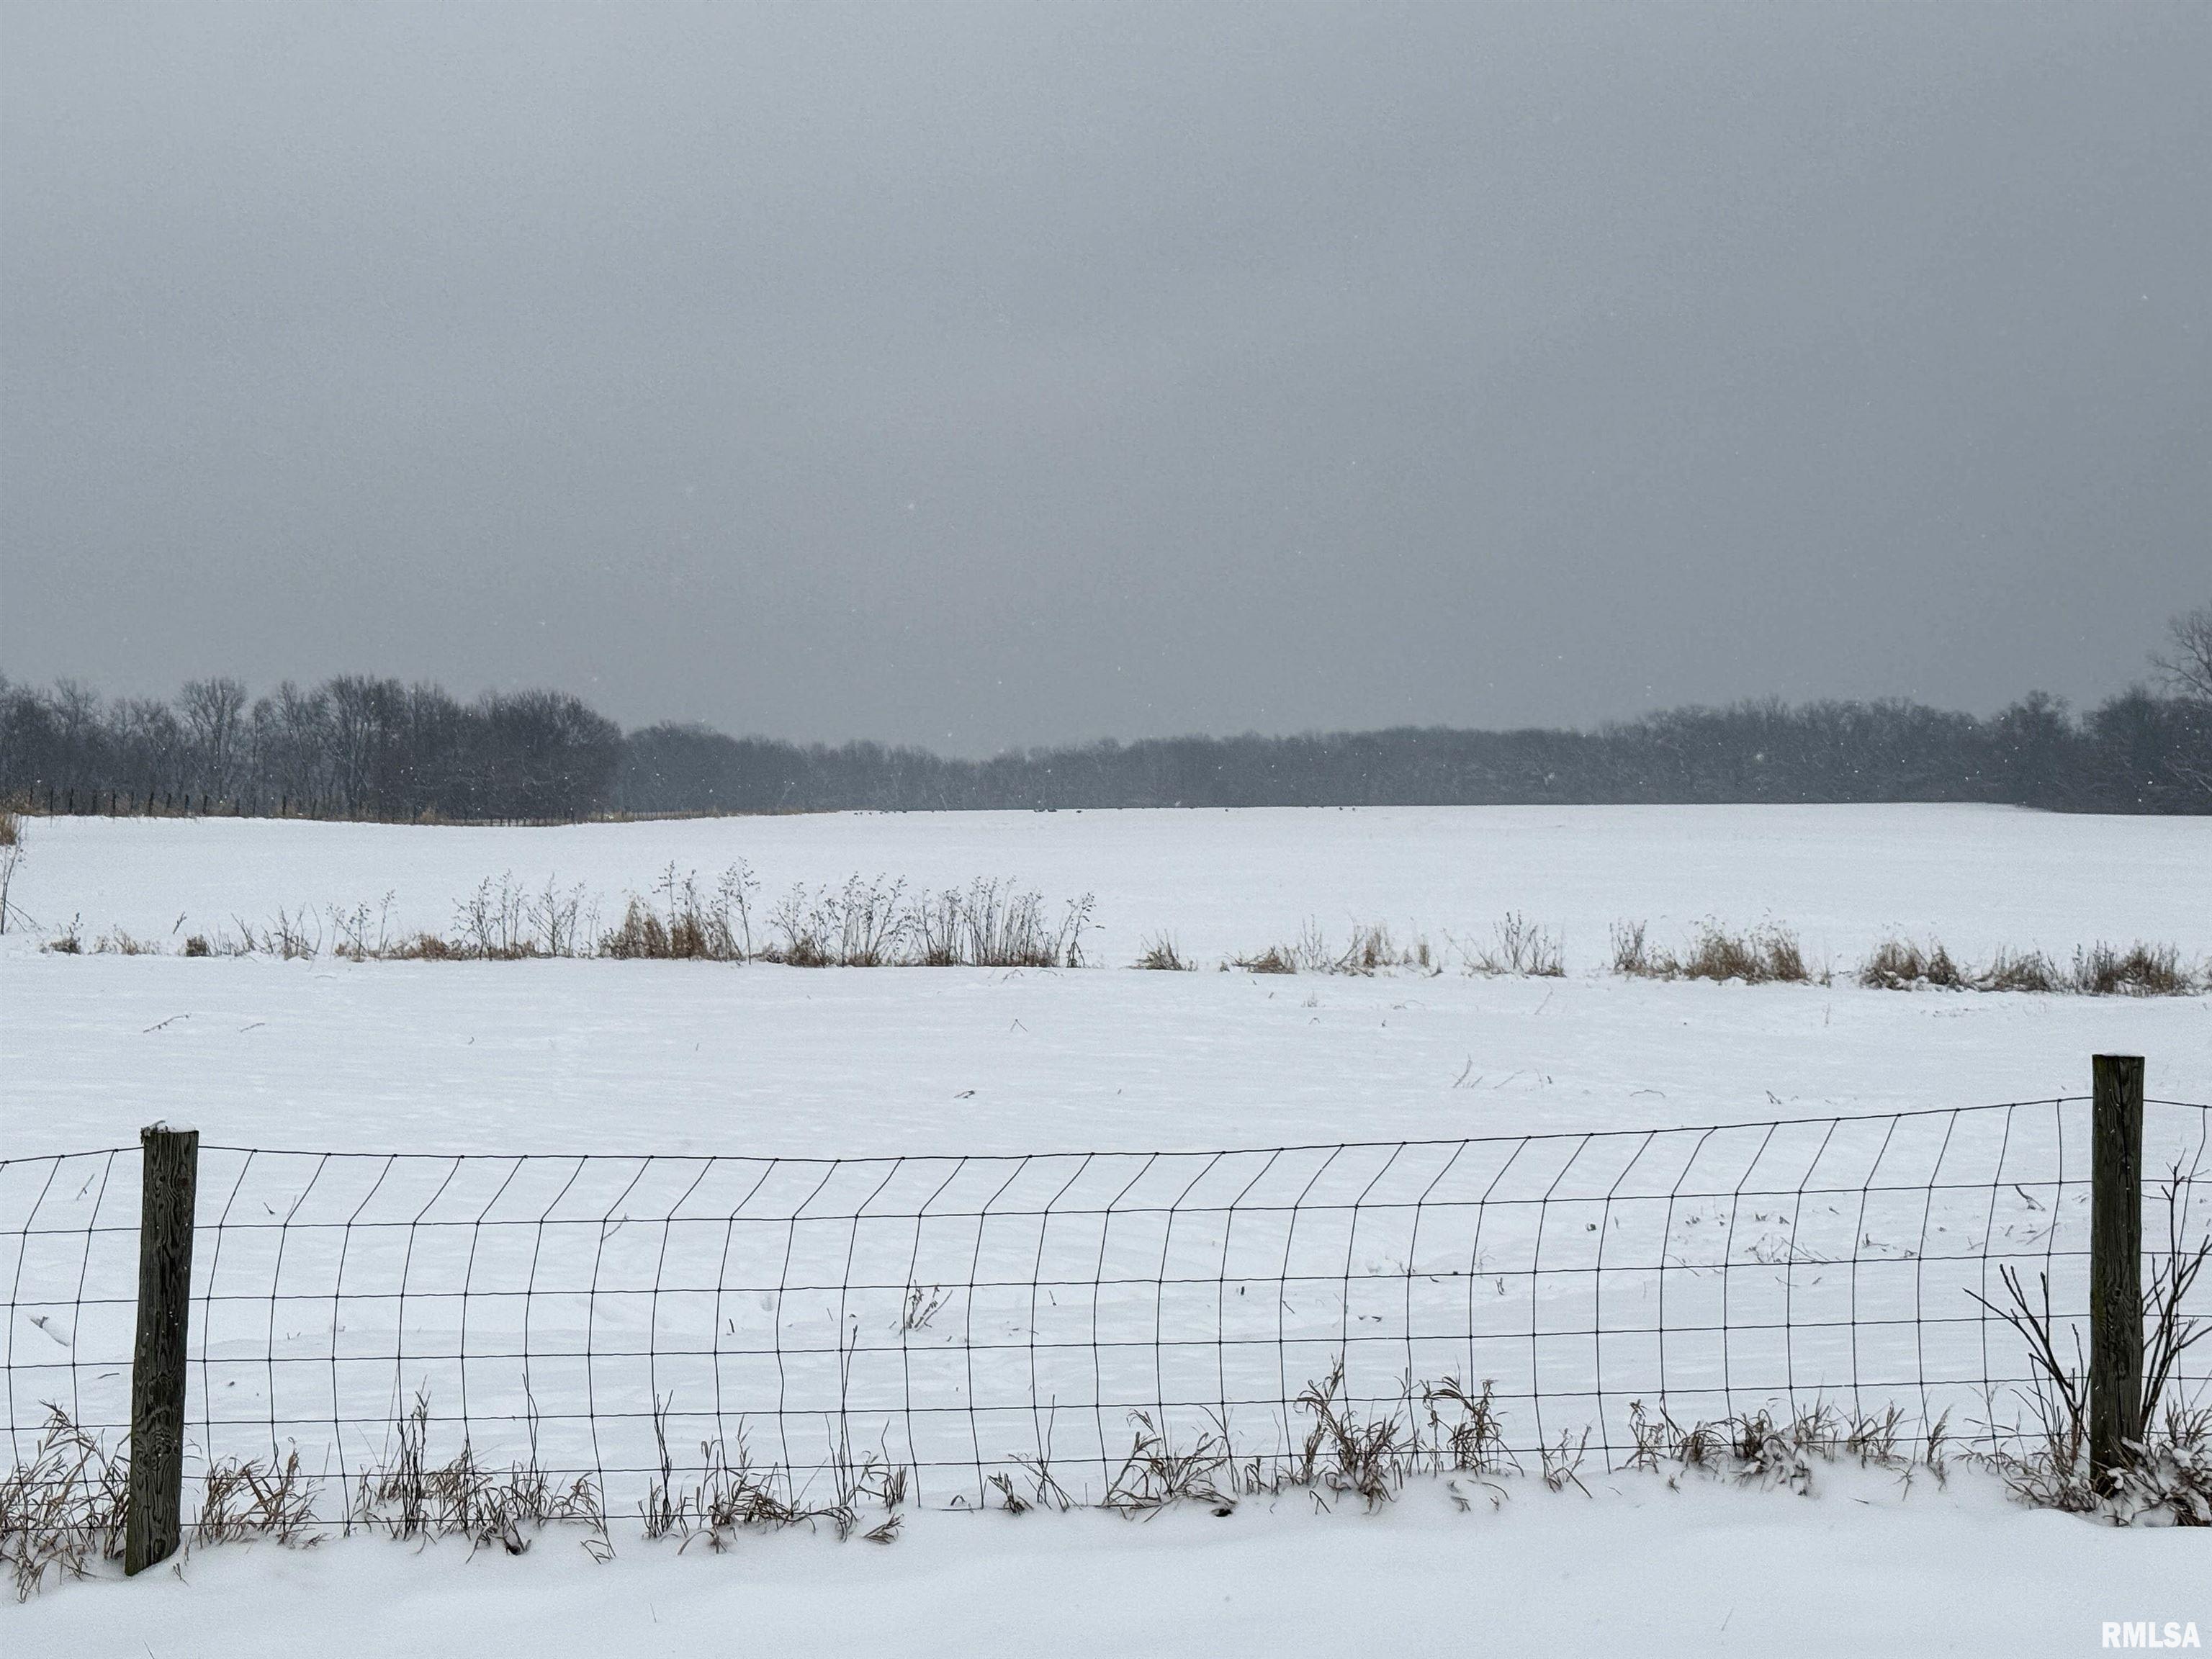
[3,952,2208,1159]
[9,802,2211,971]
[4,803,2207,1157]
[3,805,2208,1653]
[5,1469,2205,1659]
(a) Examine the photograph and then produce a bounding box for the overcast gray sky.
[2,4,2205,752]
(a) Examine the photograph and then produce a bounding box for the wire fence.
[4,1096,2208,1519]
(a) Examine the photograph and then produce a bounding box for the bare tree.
[325,675,387,812]
[114,696,187,796]
[252,681,334,806]
[48,679,104,762]
[2152,601,2212,703]
[179,677,250,800]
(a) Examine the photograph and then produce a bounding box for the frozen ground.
[3,805,2208,1653]
[3,951,2208,1159]
[4,1469,2205,1659]
[9,801,2212,972]
[4,802,2208,1156]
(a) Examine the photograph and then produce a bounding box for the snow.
[4,953,2208,1162]
[3,804,2208,1650]
[9,801,2209,974]
[4,1470,2205,1659]
[4,802,2206,1159]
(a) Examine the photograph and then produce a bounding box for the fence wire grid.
[5,1096,2208,1519]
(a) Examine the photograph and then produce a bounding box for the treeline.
[619,690,2211,814]
[3,676,2208,820]
[0,676,620,821]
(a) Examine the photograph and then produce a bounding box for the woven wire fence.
[5,1097,2208,1519]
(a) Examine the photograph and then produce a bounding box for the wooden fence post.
[2089,1054,2144,1487]
[125,1125,197,1575]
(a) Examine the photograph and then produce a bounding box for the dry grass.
[1611,920,1818,985]
[10,1323,2206,1600]
[351,1393,603,1555]
[1966,1184,2212,1522]
[1228,921,1438,978]
[0,1408,125,1599]
[1978,947,2063,994]
[1285,1359,1416,1510]
[27,867,2208,997]
[1462,912,1564,978]
[642,1404,904,1547]
[1857,936,2199,996]
[765,875,912,966]
[1419,1377,1512,1480]
[599,866,749,961]
[1330,922,1438,976]
[1857,938,1970,990]
[1683,922,1812,984]
[755,875,1094,969]
[1096,1371,1963,1523]
[197,1451,320,1546]
[1102,1412,1239,1516]
[89,928,161,956]
[1623,1401,1944,1498]
[909,879,1096,968]
[1135,934,1194,971]
[40,865,1097,970]
[2072,941,2195,997]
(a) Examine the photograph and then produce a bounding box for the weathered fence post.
[126,1124,197,1575]
[2089,1054,2144,1487]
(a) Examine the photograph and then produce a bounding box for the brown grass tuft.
[1611,920,1816,984]
[1230,922,1438,978]
[0,1408,125,1599]
[2072,941,2195,997]
[351,1393,602,1555]
[1858,938,1969,990]
[1978,948,2062,994]
[1858,937,2198,996]
[1136,935,1193,971]
[1464,913,1565,978]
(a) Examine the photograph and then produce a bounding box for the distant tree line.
[0,675,621,821]
[4,606,2208,818]
[616,688,2208,815]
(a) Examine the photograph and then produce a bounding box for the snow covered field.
[4,802,2207,1156]
[9,802,2210,975]
[6,1470,2205,1659]
[4,804,2208,1655]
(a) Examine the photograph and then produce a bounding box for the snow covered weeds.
[1134,933,1195,971]
[1611,919,1819,985]
[1858,938,2198,996]
[1966,1183,2212,1524]
[33,868,1101,971]
[1230,920,1442,977]
[0,1408,124,1599]
[1221,914,1558,981]
[14,1361,2211,1600]
[19,864,2209,992]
